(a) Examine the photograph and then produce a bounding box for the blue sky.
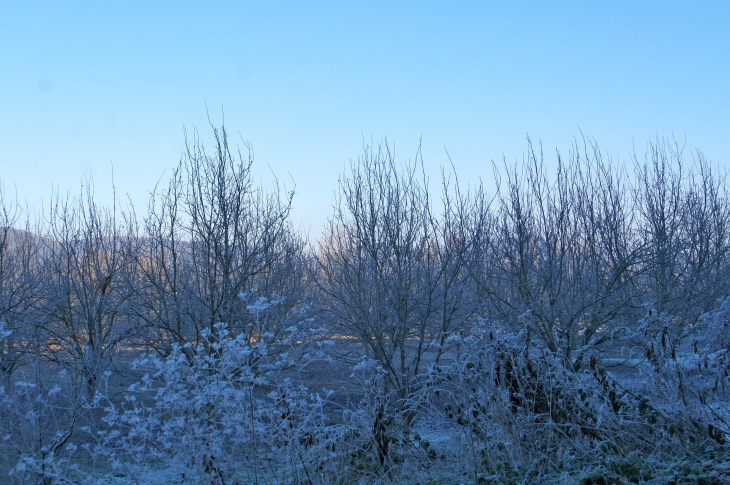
[1,1,728,234]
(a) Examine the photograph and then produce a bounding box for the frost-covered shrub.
[0,349,83,484]
[108,341,243,478]
[280,357,447,485]
[92,299,338,485]
[94,324,269,483]
[417,319,730,484]
[631,299,730,446]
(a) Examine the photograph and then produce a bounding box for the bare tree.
[469,139,645,368]
[430,166,480,363]
[635,140,730,325]
[38,181,138,395]
[0,185,43,387]
[136,121,302,357]
[568,141,645,363]
[317,141,473,432]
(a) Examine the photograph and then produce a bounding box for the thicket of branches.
[1,126,729,484]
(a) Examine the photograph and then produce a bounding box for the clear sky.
[1,1,728,235]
